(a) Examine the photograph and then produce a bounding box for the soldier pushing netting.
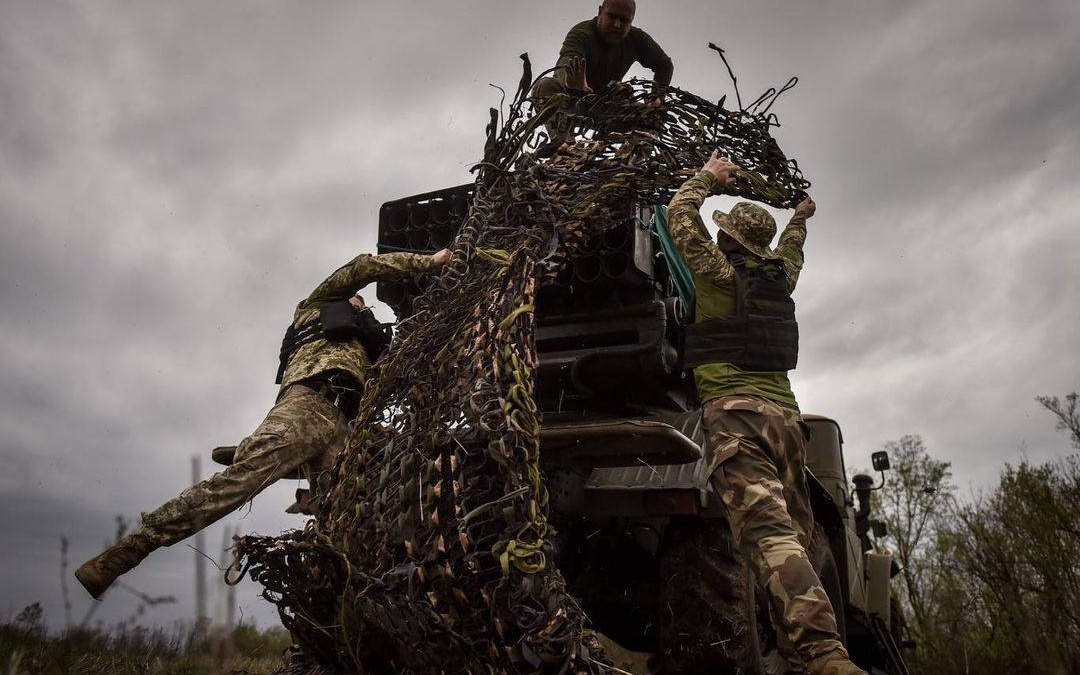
[231,52,810,675]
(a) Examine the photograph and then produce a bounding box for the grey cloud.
[0,489,291,631]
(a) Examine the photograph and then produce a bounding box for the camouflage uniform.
[140,250,438,546]
[76,252,437,598]
[142,382,348,546]
[664,171,860,675]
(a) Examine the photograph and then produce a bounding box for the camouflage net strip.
[233,54,809,675]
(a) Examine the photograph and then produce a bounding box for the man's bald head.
[597,0,635,44]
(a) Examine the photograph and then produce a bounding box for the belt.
[299,373,363,418]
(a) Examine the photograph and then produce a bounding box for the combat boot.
[74,531,157,599]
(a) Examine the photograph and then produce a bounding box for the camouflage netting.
[231,54,809,675]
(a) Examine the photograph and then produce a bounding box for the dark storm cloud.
[0,489,291,629]
[0,492,119,623]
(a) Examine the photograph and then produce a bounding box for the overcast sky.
[2,0,1078,633]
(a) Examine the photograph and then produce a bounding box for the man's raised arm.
[775,197,815,292]
[668,152,739,286]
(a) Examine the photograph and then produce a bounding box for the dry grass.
[0,604,291,675]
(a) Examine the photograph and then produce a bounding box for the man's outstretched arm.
[555,24,592,89]
[637,30,673,87]
[302,249,451,308]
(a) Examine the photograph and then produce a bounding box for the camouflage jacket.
[668,170,808,408]
[279,251,438,391]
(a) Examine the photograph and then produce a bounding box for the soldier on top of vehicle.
[75,248,451,600]
[665,152,867,675]
[532,0,673,156]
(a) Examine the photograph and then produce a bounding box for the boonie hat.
[711,202,779,259]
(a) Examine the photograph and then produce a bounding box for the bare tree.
[873,435,955,627]
[1036,392,1080,448]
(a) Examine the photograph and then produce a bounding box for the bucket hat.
[711,202,779,259]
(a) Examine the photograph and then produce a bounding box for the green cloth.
[556,18,673,91]
[652,205,695,314]
[666,171,808,409]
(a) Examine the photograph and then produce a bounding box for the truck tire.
[809,523,847,645]
[656,520,849,675]
[752,524,848,675]
[655,517,764,675]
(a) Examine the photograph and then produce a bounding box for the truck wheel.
[656,521,846,675]
[809,524,847,645]
[655,517,764,675]
[752,524,848,675]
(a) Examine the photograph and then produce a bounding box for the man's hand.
[702,151,739,188]
[566,56,593,94]
[644,85,665,108]
[431,249,453,266]
[794,196,816,219]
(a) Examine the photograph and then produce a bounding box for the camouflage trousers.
[531,76,573,144]
[704,394,850,672]
[140,383,348,546]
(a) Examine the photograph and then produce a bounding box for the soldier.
[532,0,673,155]
[665,152,866,675]
[75,248,452,599]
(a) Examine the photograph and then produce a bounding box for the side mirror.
[871,451,891,472]
[853,452,889,508]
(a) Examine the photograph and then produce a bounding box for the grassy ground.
[0,605,292,675]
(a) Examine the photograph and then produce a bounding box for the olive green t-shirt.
[556,18,673,91]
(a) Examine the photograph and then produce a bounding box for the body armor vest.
[276,301,393,384]
[683,253,799,372]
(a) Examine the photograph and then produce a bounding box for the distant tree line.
[872,393,1080,675]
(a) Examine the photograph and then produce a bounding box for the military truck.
[372,185,913,675]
